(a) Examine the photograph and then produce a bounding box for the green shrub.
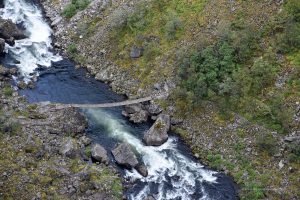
[62,0,90,19]
[67,43,78,58]
[126,4,149,33]
[3,86,13,96]
[287,143,300,163]
[275,0,300,53]
[62,4,77,18]
[285,0,300,22]
[84,146,91,158]
[179,40,238,98]
[248,58,277,94]
[241,182,265,200]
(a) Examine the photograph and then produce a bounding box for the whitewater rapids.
[0,0,61,82]
[84,109,219,200]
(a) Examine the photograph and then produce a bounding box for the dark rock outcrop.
[135,163,148,177]
[0,0,4,8]
[91,144,109,164]
[0,38,5,54]
[112,143,138,169]
[60,138,78,158]
[0,19,27,45]
[143,114,170,146]
[144,196,155,200]
[0,65,17,81]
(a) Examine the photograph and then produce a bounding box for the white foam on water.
[1,0,61,82]
[85,109,218,200]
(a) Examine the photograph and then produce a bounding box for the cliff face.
[41,0,300,199]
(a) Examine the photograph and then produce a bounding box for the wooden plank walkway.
[40,94,167,109]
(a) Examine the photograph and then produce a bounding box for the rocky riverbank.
[0,65,122,199]
[34,0,300,199]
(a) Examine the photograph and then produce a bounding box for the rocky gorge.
[1,0,300,199]
[39,0,300,199]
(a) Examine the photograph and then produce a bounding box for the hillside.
[41,0,300,199]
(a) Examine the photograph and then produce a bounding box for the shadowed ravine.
[1,0,238,199]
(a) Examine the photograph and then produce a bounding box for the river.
[0,0,238,199]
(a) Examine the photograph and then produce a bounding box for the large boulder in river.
[0,19,27,45]
[112,143,138,169]
[129,110,149,123]
[122,103,149,123]
[135,163,148,177]
[143,114,170,146]
[91,144,108,164]
[124,104,142,114]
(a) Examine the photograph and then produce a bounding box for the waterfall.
[1,0,61,82]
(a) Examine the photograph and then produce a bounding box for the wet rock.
[143,114,170,146]
[0,38,5,54]
[124,104,142,114]
[112,143,138,169]
[17,81,27,89]
[135,163,148,177]
[80,136,92,146]
[0,19,27,45]
[0,66,17,81]
[130,46,143,58]
[129,110,149,123]
[123,103,149,123]
[144,196,155,200]
[91,144,108,164]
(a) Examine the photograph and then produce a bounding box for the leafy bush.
[275,0,300,53]
[179,40,238,98]
[126,3,149,33]
[288,143,300,163]
[67,43,78,58]
[237,57,278,96]
[3,86,13,96]
[62,4,77,18]
[62,0,90,19]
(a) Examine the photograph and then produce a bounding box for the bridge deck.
[41,94,167,109]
